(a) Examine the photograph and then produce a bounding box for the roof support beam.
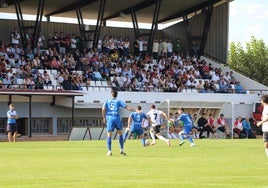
[158,0,222,23]
[103,0,157,22]
[45,0,98,17]
[13,0,44,50]
[147,0,161,55]
[199,2,214,56]
[93,0,106,49]
[130,10,139,39]
[76,7,87,41]
[182,14,192,52]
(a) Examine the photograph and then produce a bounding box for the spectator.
[197,113,216,139]
[34,76,44,90]
[93,68,102,81]
[233,116,245,138]
[25,76,35,90]
[42,71,52,85]
[195,79,204,92]
[2,74,12,89]
[242,117,254,138]
[11,28,20,46]
[234,81,245,93]
[216,114,231,138]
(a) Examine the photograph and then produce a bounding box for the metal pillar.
[72,96,75,128]
[76,7,87,41]
[14,0,44,50]
[14,0,27,49]
[147,0,161,55]
[182,14,193,51]
[28,95,32,137]
[93,0,106,49]
[131,10,139,39]
[199,3,214,56]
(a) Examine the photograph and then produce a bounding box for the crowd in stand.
[0,28,245,93]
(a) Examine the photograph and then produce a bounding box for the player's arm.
[165,113,176,122]
[126,115,132,131]
[257,114,268,126]
[102,107,106,124]
[7,112,18,119]
[125,105,135,112]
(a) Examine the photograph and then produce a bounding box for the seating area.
[0,33,246,94]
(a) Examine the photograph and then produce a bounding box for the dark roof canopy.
[1,0,226,24]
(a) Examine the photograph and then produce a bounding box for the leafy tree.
[228,36,268,86]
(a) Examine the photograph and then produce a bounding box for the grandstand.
[0,0,267,141]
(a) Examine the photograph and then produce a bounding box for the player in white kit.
[146,104,171,146]
[257,94,268,158]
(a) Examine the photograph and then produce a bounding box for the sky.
[0,0,267,47]
[229,0,268,46]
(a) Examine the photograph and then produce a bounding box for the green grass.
[0,139,267,188]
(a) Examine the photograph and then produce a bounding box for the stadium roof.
[0,0,228,24]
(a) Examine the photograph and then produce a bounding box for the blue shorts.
[106,116,122,132]
[7,123,18,133]
[184,125,193,134]
[130,126,144,136]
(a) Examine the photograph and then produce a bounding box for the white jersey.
[147,109,163,127]
[262,105,268,132]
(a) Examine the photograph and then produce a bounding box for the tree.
[228,36,268,86]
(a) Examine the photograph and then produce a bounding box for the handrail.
[1,83,268,94]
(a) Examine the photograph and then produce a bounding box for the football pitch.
[0,139,267,188]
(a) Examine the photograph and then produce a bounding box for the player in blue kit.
[102,90,134,156]
[123,106,149,146]
[176,108,196,147]
[7,103,19,142]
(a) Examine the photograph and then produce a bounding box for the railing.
[1,83,268,94]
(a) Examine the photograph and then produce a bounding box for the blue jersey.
[177,113,193,133]
[130,112,147,129]
[7,110,17,124]
[103,98,127,132]
[103,98,127,117]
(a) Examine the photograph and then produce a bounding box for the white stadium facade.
[0,0,267,140]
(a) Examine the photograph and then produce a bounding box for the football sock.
[179,134,184,141]
[119,135,124,150]
[107,137,112,151]
[265,148,268,157]
[123,131,129,142]
[187,135,194,143]
[141,138,146,146]
[172,133,178,139]
[150,130,156,143]
[157,135,167,142]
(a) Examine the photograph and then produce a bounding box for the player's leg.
[264,132,268,157]
[106,131,113,156]
[155,125,170,146]
[178,130,185,146]
[13,131,18,142]
[116,120,126,156]
[13,124,18,142]
[7,124,12,142]
[7,131,12,142]
[123,127,130,142]
[149,127,156,145]
[106,117,114,156]
[185,126,195,146]
[136,127,146,146]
